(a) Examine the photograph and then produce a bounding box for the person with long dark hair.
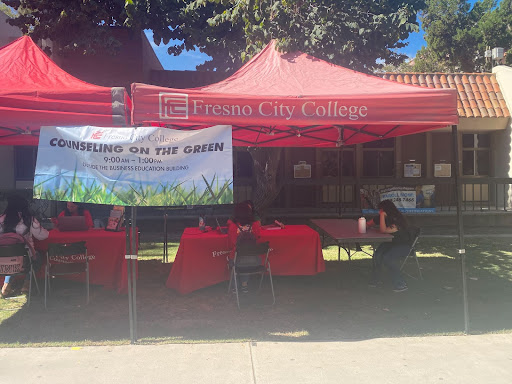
[0,195,48,297]
[58,202,94,228]
[227,202,262,293]
[241,200,261,224]
[367,199,412,292]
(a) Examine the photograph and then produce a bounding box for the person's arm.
[84,210,94,228]
[30,218,49,240]
[379,211,398,234]
[227,221,238,250]
[366,215,379,228]
[252,221,261,238]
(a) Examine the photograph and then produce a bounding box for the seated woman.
[227,202,262,293]
[58,202,94,229]
[367,199,412,292]
[241,200,261,224]
[0,195,49,297]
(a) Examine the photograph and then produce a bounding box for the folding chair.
[400,227,423,280]
[45,241,89,308]
[0,242,38,305]
[227,241,275,309]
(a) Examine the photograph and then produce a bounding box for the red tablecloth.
[167,225,325,294]
[34,228,136,294]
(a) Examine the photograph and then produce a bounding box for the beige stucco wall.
[492,66,512,179]
[492,66,512,207]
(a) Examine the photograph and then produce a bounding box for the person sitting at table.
[227,202,262,293]
[0,195,49,297]
[366,199,413,292]
[58,202,94,229]
[242,200,261,224]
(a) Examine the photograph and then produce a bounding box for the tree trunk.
[248,147,283,215]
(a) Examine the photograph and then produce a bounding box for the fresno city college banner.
[133,89,457,127]
[34,125,233,206]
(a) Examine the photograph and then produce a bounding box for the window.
[462,134,490,176]
[362,138,395,177]
[233,149,253,178]
[14,146,37,181]
[321,149,355,177]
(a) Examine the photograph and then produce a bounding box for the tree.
[4,1,425,72]
[409,46,457,72]
[420,0,512,72]
[0,1,17,18]
[3,0,133,54]
[184,0,425,73]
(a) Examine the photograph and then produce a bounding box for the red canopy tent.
[0,36,131,146]
[131,40,458,146]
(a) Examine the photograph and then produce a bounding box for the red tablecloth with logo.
[167,225,325,294]
[34,228,136,294]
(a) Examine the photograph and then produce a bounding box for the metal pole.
[131,206,138,342]
[452,125,469,334]
[338,147,343,217]
[164,212,168,263]
[125,210,134,343]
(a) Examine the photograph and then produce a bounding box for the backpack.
[236,224,257,247]
[0,233,28,275]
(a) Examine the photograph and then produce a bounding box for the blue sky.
[146,0,481,71]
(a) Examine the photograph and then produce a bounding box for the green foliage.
[0,1,16,18]
[183,0,426,72]
[4,0,425,72]
[410,46,457,72]
[3,0,131,54]
[421,0,512,72]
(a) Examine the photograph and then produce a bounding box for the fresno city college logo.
[91,131,103,140]
[159,92,188,119]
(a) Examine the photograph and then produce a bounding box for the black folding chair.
[400,227,423,280]
[45,241,89,308]
[227,241,275,309]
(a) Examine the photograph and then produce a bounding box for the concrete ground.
[1,334,511,383]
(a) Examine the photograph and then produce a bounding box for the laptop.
[57,216,89,232]
[215,217,228,234]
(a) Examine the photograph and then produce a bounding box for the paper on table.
[262,225,282,230]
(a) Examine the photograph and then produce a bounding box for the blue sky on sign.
[146,0,483,71]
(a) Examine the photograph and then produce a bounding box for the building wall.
[150,69,230,88]
[0,146,14,189]
[54,29,162,92]
[493,66,512,207]
[0,12,21,47]
[0,15,19,190]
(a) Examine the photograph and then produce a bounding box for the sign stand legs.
[126,206,138,344]
[452,125,469,334]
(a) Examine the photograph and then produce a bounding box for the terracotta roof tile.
[380,72,510,118]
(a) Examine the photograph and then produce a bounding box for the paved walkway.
[1,334,511,383]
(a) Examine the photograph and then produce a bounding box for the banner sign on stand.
[34,125,233,206]
[361,185,436,214]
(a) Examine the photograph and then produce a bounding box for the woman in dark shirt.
[367,199,412,292]
[227,202,261,293]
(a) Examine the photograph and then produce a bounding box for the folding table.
[310,219,392,260]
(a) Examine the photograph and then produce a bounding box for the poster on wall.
[34,125,233,207]
[361,185,436,214]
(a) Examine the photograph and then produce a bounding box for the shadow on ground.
[1,250,512,345]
